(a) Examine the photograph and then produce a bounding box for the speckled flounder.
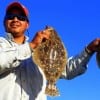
[32,26,67,96]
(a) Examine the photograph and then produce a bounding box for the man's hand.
[86,38,100,54]
[30,28,51,49]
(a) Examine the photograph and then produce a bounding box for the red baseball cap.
[6,2,29,17]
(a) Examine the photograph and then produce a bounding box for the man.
[0,1,100,100]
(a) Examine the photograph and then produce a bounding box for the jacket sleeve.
[0,42,31,74]
[61,48,94,79]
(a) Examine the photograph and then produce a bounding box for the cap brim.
[6,2,28,16]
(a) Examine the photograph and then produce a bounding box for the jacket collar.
[5,32,29,43]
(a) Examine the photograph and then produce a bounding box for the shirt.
[0,33,93,100]
[0,33,46,100]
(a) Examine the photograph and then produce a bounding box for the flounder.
[32,26,68,96]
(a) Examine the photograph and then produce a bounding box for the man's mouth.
[10,24,20,28]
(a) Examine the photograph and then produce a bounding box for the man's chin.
[10,29,20,33]
[9,31,20,37]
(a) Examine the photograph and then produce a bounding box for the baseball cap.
[6,2,29,17]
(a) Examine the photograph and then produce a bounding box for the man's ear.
[26,23,29,29]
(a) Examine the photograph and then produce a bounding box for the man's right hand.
[30,28,51,49]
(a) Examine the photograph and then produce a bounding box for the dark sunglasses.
[5,14,29,22]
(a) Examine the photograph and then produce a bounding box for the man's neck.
[13,35,25,44]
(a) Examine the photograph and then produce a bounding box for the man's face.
[4,9,29,37]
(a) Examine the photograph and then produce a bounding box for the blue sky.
[0,0,100,100]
